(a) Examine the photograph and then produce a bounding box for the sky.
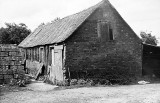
[0,0,160,41]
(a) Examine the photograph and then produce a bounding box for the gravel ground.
[1,83,160,103]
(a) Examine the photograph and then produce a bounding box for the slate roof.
[19,0,104,48]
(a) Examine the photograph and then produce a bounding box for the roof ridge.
[56,0,103,22]
[18,0,115,47]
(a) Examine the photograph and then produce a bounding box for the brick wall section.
[0,44,25,84]
[65,3,142,80]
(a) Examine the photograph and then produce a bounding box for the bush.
[77,79,87,85]
[85,79,97,86]
[99,79,110,85]
[9,74,31,87]
[70,79,78,85]
[68,78,111,86]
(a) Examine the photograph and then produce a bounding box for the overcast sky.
[0,0,160,40]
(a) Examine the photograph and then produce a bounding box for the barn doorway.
[143,44,160,78]
[50,45,64,84]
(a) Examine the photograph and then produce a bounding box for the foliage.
[9,74,31,87]
[0,23,31,44]
[51,17,61,23]
[70,79,78,85]
[69,78,111,86]
[140,31,158,45]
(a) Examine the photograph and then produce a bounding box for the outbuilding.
[19,0,160,84]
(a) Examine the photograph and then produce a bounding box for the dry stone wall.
[0,44,25,84]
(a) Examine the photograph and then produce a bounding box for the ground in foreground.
[1,83,160,103]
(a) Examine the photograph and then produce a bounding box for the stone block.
[2,61,10,65]
[17,69,25,74]
[13,74,19,79]
[17,57,23,61]
[0,69,3,74]
[15,61,21,65]
[12,69,17,74]
[0,75,3,79]
[11,47,19,52]
[10,65,17,70]
[4,57,10,61]
[10,61,15,65]
[0,66,2,70]
[4,78,11,84]
[10,56,16,61]
[9,52,17,56]
[16,51,22,56]
[4,75,13,79]
[0,66,7,70]
[2,70,7,74]
[0,57,5,61]
[6,69,13,74]
[17,66,24,70]
[0,79,4,84]
[0,52,8,56]
[5,65,10,70]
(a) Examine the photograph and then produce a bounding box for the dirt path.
[1,84,160,103]
[27,81,58,91]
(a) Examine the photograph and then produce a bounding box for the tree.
[140,31,158,46]
[0,23,31,44]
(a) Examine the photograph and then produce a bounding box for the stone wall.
[0,44,25,84]
[65,3,142,81]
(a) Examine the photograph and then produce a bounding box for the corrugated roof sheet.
[19,1,104,48]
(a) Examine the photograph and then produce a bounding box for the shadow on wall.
[143,58,160,78]
[143,44,160,78]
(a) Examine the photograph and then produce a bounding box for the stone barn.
[19,0,145,84]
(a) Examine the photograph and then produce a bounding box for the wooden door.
[54,49,63,82]
[50,45,64,84]
[50,49,56,83]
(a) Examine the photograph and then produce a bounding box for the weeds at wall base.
[9,74,32,87]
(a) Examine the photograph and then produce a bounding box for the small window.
[31,49,34,61]
[33,48,36,61]
[26,49,28,59]
[29,49,31,60]
[39,47,44,62]
[97,21,114,41]
[36,48,39,61]
[109,28,113,40]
